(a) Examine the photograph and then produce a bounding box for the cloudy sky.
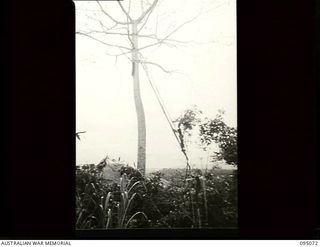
[75,0,236,171]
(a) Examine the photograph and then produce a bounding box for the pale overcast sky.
[75,0,237,171]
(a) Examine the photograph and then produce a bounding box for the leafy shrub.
[141,168,237,228]
[199,111,237,166]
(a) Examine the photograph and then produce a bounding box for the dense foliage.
[76,164,237,229]
[173,107,237,166]
[174,106,202,136]
[199,111,237,165]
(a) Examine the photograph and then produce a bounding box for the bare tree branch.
[77,29,189,48]
[128,0,132,15]
[155,8,159,34]
[136,0,158,22]
[77,0,224,69]
[135,33,198,46]
[84,13,113,32]
[76,31,131,50]
[138,60,176,73]
[137,6,153,33]
[126,22,134,48]
[135,12,202,52]
[76,30,183,50]
[117,0,133,22]
[96,0,131,25]
[119,48,132,61]
[105,48,133,59]
[138,53,185,75]
[77,30,128,36]
[124,2,134,48]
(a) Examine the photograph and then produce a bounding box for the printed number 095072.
[300,241,318,246]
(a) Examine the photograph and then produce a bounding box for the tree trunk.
[132,21,146,175]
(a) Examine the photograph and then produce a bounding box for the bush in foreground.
[76,164,237,229]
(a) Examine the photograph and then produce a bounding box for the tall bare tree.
[76,0,222,175]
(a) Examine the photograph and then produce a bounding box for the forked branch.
[137,0,159,22]
[117,0,133,22]
[96,0,132,25]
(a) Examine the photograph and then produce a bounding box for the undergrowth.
[76,163,237,229]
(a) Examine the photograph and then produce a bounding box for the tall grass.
[76,165,148,229]
[116,174,147,228]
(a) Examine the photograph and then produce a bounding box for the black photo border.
[0,0,318,240]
